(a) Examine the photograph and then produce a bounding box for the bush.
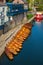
[27,14,33,19]
[36,5,43,11]
[28,8,32,11]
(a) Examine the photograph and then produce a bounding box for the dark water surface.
[0,22,43,65]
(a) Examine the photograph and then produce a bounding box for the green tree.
[34,0,43,5]
[6,0,12,2]
[26,0,35,8]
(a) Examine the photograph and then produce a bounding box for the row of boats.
[5,23,32,60]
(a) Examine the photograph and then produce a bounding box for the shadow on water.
[0,21,43,65]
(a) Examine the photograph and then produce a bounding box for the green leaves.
[26,0,30,3]
[27,14,33,19]
[6,0,12,2]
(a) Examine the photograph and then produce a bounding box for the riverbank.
[0,15,35,56]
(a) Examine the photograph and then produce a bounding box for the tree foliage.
[6,0,12,2]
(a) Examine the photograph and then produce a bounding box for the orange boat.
[5,23,32,60]
[5,47,14,60]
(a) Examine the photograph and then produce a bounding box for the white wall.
[0,5,9,25]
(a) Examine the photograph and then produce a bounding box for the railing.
[6,3,28,16]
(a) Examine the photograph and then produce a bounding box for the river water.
[0,21,43,65]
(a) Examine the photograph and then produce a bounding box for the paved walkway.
[0,24,23,56]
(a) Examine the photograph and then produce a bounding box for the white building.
[0,4,8,26]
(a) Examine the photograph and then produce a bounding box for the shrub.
[36,4,43,11]
[27,14,33,19]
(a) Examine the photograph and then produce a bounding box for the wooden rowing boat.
[5,23,32,60]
